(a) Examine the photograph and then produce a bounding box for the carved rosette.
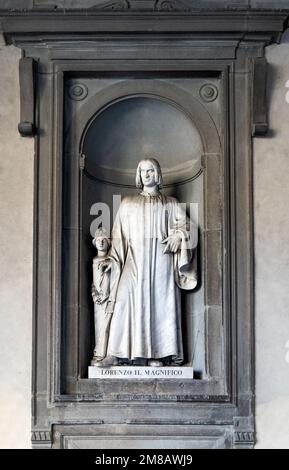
[199,84,219,103]
[68,83,88,101]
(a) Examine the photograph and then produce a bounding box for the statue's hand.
[92,284,107,304]
[91,284,97,303]
[161,234,182,254]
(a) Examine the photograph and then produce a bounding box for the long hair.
[135,158,163,190]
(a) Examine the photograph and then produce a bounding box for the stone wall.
[0,31,289,448]
[0,45,33,449]
[254,29,289,449]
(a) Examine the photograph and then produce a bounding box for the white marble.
[101,159,197,366]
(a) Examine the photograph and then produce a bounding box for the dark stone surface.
[0,0,33,9]
[0,0,289,12]
[18,57,36,137]
[251,0,289,8]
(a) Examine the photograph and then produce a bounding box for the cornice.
[1,1,289,13]
[0,9,288,46]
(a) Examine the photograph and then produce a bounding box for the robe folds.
[92,256,112,360]
[106,192,197,363]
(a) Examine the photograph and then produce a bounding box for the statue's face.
[140,161,157,188]
[95,236,109,252]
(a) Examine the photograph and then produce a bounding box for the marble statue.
[91,228,115,366]
[99,157,198,367]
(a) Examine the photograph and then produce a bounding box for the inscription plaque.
[88,366,194,379]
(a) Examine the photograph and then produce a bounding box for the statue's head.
[92,227,111,254]
[136,158,163,190]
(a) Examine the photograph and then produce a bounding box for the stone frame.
[64,72,224,388]
[1,4,288,449]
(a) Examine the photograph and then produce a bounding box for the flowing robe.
[92,256,112,360]
[106,192,197,363]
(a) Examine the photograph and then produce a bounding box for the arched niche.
[67,80,222,377]
[65,78,221,158]
[81,95,204,187]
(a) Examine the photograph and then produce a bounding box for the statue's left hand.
[161,234,182,254]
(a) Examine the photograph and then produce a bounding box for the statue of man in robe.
[105,158,198,366]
